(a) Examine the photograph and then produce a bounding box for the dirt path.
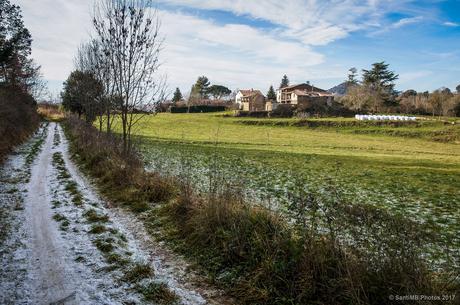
[25,123,77,304]
[0,123,230,305]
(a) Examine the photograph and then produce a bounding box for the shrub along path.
[0,122,229,305]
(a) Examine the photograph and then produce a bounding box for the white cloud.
[392,16,423,29]
[13,0,448,95]
[370,15,423,35]
[443,21,459,27]
[16,0,93,84]
[159,0,384,45]
[159,10,327,92]
[15,0,333,94]
[398,70,432,83]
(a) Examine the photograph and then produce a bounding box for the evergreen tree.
[61,70,104,122]
[172,87,183,103]
[456,84,460,94]
[347,67,358,85]
[267,85,276,100]
[362,61,398,105]
[280,75,289,89]
[208,85,231,100]
[191,76,210,99]
[0,0,34,89]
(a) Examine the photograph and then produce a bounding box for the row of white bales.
[355,114,417,121]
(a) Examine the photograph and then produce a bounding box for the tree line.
[61,0,165,152]
[341,62,460,116]
[0,0,44,160]
[172,75,281,106]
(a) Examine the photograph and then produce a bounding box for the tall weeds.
[63,116,175,212]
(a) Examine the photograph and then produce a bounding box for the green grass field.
[112,113,460,249]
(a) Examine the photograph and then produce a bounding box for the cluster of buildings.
[235,83,335,112]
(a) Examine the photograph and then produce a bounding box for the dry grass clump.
[161,189,453,305]
[37,103,65,122]
[63,116,176,212]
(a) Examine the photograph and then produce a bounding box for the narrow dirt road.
[25,123,77,304]
[0,123,230,305]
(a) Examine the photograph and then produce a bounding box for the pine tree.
[347,67,358,85]
[267,85,276,100]
[191,76,211,99]
[172,87,183,103]
[362,61,398,105]
[456,84,460,94]
[280,75,289,89]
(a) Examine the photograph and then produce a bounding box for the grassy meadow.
[111,113,460,249]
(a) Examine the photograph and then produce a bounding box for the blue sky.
[16,0,460,98]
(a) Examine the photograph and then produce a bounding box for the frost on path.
[0,122,230,305]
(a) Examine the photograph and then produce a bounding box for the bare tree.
[93,0,166,152]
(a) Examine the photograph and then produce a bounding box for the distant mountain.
[328,82,349,96]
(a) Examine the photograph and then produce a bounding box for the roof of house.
[238,89,264,97]
[280,83,327,93]
[293,89,333,97]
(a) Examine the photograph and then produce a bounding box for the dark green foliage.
[94,237,114,253]
[0,0,34,88]
[123,263,153,283]
[362,61,399,105]
[89,224,107,234]
[170,105,226,113]
[266,85,276,101]
[84,209,109,223]
[208,85,231,100]
[171,87,183,103]
[53,213,67,222]
[106,253,129,266]
[0,86,40,161]
[61,70,104,122]
[347,67,359,85]
[191,76,210,99]
[279,74,289,89]
[137,282,179,304]
[0,1,41,162]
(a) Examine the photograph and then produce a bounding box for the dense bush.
[170,105,226,113]
[0,85,40,161]
[234,111,269,118]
